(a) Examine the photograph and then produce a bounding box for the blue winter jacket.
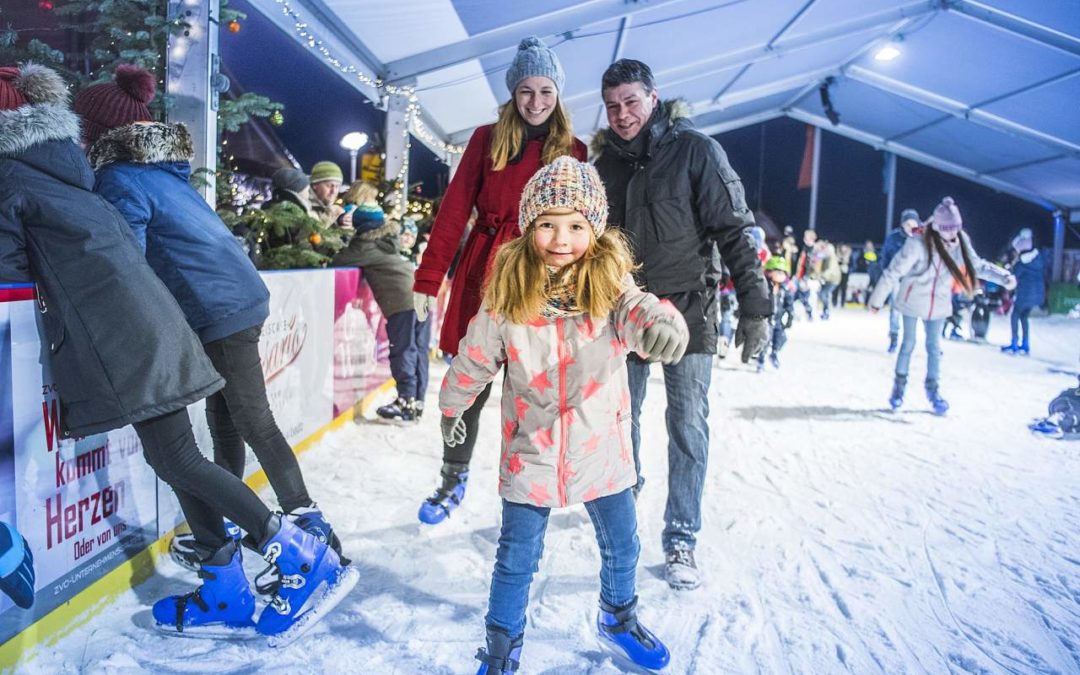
[90,123,269,344]
[1012,250,1046,310]
[879,228,908,270]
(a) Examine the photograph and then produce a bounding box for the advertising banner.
[332,269,391,416]
[0,297,157,645]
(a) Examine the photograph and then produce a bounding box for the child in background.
[758,256,796,371]
[439,157,687,673]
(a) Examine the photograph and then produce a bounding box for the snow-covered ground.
[18,309,1080,674]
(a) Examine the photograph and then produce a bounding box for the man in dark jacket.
[76,66,347,568]
[880,208,921,352]
[594,59,770,590]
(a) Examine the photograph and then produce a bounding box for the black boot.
[475,625,523,674]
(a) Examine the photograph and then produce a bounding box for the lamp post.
[339,131,368,183]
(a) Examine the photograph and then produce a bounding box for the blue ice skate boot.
[254,514,357,645]
[288,503,350,565]
[926,379,949,416]
[1001,341,1018,354]
[152,539,256,636]
[418,462,469,525]
[597,597,670,671]
[889,375,906,411]
[0,521,34,609]
[769,352,781,369]
[376,397,419,423]
[475,626,523,674]
[1018,340,1030,356]
[1029,417,1063,439]
[887,334,898,353]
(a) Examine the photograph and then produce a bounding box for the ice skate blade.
[265,564,360,648]
[153,620,258,640]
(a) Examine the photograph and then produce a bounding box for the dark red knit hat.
[73,64,155,144]
[0,67,28,111]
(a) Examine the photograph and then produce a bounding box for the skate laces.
[667,549,695,569]
[253,547,305,615]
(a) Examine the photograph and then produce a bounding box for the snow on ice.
[17,311,1079,674]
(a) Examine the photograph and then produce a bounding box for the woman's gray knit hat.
[505,36,565,94]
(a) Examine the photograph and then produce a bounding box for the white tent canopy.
[250,0,1079,215]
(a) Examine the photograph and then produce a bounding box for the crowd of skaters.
[0,29,1074,673]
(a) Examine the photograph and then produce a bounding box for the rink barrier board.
[0,267,419,671]
[0,405,359,673]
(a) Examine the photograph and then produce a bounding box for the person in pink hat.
[870,197,1015,414]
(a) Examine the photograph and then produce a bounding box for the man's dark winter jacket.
[0,96,222,437]
[90,122,270,344]
[593,100,770,353]
[1011,249,1045,311]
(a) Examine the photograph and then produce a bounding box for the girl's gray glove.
[641,321,689,364]
[441,415,467,447]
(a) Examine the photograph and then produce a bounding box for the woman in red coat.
[413,37,587,524]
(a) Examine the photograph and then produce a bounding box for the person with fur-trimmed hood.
[70,64,355,638]
[592,58,771,590]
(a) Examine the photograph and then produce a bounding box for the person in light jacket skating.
[440,158,687,674]
[870,197,1014,415]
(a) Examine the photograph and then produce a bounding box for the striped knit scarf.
[540,265,583,319]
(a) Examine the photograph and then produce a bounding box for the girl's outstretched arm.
[439,308,506,418]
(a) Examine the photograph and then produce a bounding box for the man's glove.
[641,321,688,364]
[734,316,769,364]
[414,292,433,322]
[0,521,34,609]
[441,415,467,447]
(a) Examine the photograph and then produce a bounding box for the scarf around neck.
[510,119,551,165]
[540,265,583,319]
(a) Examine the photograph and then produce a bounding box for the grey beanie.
[900,208,920,224]
[273,167,309,193]
[505,36,565,94]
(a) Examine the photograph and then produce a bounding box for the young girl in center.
[439,157,688,673]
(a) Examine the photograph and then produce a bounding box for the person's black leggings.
[442,381,494,466]
[1010,306,1033,347]
[203,325,311,513]
[134,408,271,549]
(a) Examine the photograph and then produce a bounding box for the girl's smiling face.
[532,208,592,269]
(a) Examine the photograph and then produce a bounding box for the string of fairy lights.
[272,0,463,215]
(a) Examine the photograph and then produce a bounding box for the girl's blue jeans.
[486,488,639,637]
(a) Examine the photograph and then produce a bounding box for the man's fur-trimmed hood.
[0,103,82,156]
[590,98,691,158]
[88,122,194,170]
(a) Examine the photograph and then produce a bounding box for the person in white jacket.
[870,197,1015,414]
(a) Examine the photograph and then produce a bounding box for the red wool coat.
[414,124,587,355]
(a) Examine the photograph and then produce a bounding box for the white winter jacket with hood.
[870,231,1012,321]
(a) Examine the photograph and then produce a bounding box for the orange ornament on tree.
[308,233,322,246]
[228,20,241,33]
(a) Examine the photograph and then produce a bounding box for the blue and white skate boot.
[0,521,34,609]
[475,626,523,674]
[597,597,670,671]
[926,380,949,416]
[169,519,243,573]
[288,503,350,565]
[418,463,469,525]
[254,515,359,647]
[152,540,257,638]
[889,375,906,411]
[1030,417,1064,439]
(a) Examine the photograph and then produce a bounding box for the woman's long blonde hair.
[490,98,575,172]
[484,225,637,324]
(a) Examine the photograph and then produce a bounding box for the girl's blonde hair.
[489,98,576,172]
[483,224,637,324]
[342,180,379,205]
